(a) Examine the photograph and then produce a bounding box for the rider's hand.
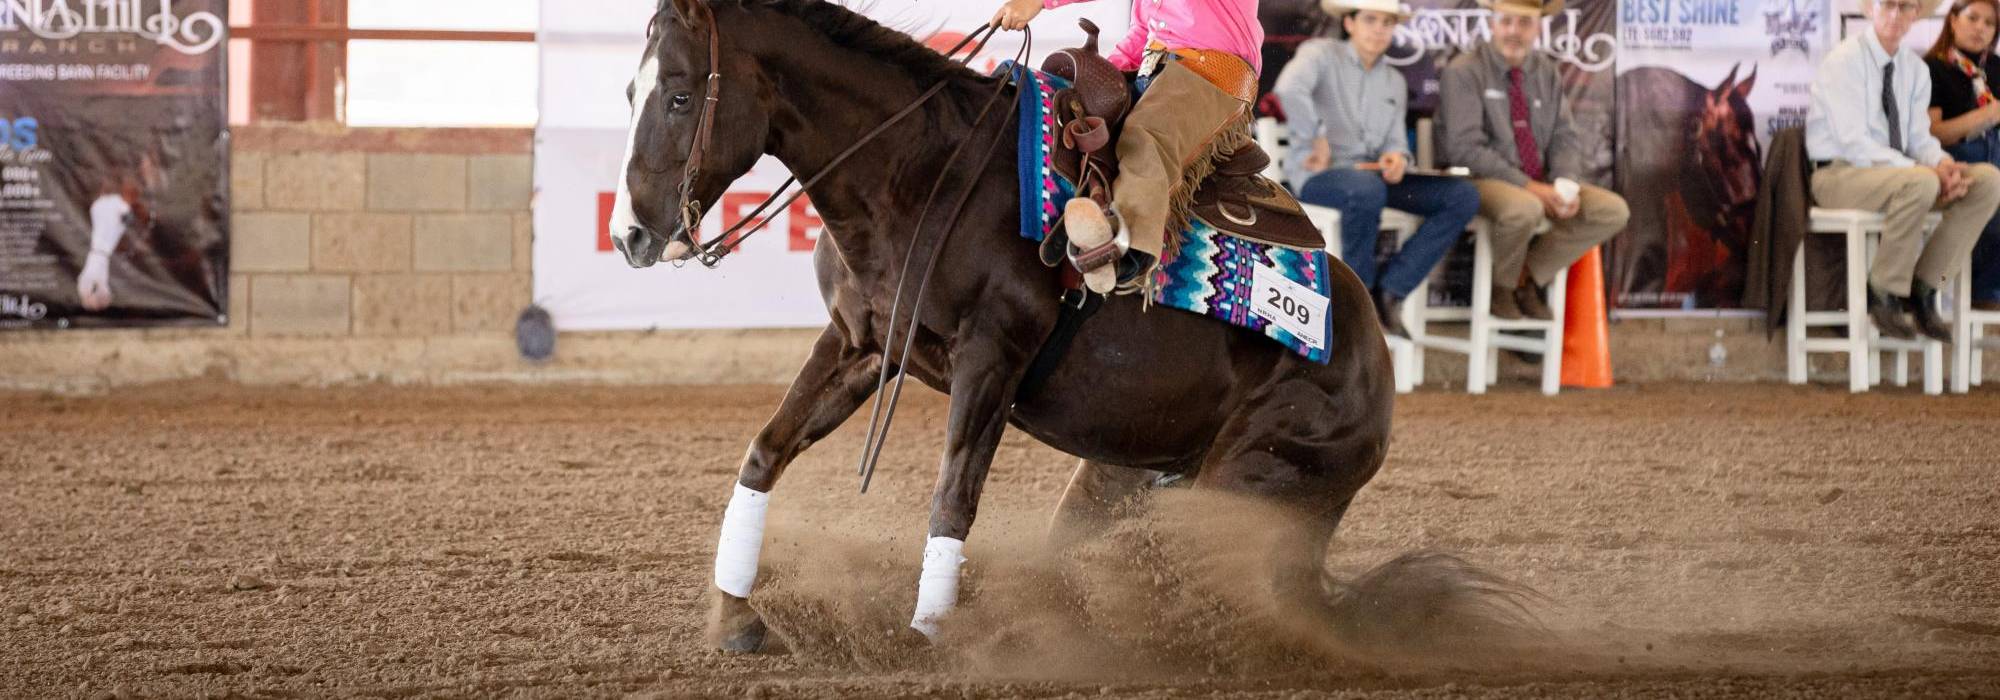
[991,0,1042,30]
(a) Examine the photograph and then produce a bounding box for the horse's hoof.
[897,622,938,648]
[707,588,769,654]
[716,617,768,654]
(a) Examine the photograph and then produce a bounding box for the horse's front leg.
[708,324,882,653]
[909,335,1034,638]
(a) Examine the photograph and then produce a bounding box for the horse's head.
[1693,64,1762,212]
[610,0,774,268]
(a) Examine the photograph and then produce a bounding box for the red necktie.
[1508,67,1545,181]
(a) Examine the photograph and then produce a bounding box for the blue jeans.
[1946,132,2000,303]
[1296,169,1481,298]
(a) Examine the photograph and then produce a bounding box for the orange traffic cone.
[1561,247,1613,388]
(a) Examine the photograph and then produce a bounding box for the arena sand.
[2,381,1997,697]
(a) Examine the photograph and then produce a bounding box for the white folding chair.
[1788,208,1945,394]
[1951,247,2000,393]
[1256,117,1418,393]
[1400,219,1567,395]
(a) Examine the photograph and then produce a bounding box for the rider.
[992,0,1263,295]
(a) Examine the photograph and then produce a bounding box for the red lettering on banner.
[596,192,616,252]
[788,198,822,252]
[720,192,772,232]
[593,190,820,254]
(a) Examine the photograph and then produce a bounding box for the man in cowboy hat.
[1806,0,2000,341]
[1274,0,1480,337]
[1436,0,1628,320]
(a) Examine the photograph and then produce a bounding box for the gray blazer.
[1436,42,1583,187]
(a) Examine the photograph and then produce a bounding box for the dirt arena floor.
[4,381,2000,698]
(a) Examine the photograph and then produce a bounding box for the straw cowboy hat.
[1320,0,1414,19]
[1478,0,1565,17]
[1860,0,1944,17]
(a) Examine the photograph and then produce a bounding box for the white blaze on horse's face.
[610,52,692,264]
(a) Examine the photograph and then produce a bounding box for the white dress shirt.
[1806,30,1950,167]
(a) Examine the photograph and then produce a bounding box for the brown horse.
[611,0,1393,652]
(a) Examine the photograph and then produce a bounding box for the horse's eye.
[670,92,692,111]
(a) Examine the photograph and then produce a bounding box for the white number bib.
[1251,262,1329,351]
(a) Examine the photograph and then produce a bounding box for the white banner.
[534,1,1130,331]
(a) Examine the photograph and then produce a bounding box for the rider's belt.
[1142,42,1258,103]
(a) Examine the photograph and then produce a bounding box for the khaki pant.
[1473,179,1631,286]
[1809,162,2000,296]
[1112,58,1252,263]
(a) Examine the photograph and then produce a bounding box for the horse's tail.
[1314,550,1548,654]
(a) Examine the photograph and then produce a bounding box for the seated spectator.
[1273,0,1479,337]
[1436,0,1629,320]
[1926,0,2000,311]
[1809,0,2000,341]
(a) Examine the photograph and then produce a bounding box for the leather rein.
[651,5,1033,492]
[659,5,1009,268]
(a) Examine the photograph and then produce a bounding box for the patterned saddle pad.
[1000,62,1334,364]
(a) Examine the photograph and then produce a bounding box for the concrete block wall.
[229,128,534,339]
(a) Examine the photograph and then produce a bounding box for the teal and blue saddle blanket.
[999,61,1335,364]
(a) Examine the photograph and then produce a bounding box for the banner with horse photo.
[1610,0,1827,311]
[0,1,230,330]
[1389,0,1618,307]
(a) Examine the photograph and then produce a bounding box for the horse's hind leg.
[1195,376,1391,644]
[707,324,882,653]
[1047,458,1167,547]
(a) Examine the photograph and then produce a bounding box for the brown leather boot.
[1489,285,1524,320]
[1374,288,1409,339]
[1064,197,1123,294]
[1514,283,1553,321]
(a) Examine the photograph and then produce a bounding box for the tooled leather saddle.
[1034,20,1324,272]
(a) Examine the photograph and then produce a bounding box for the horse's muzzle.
[614,226,693,268]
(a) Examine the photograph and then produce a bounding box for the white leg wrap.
[713,483,769,598]
[909,536,966,638]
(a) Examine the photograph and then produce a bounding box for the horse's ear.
[666,0,711,28]
[1714,63,1740,95]
[1732,66,1757,100]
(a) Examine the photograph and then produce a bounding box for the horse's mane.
[718,0,985,84]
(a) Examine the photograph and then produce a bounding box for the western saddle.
[1036,20,1326,274]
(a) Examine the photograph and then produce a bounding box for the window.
[230,0,538,127]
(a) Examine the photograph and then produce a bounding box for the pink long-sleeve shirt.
[1041,0,1263,74]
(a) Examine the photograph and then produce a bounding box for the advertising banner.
[0,0,230,330]
[1611,0,1829,310]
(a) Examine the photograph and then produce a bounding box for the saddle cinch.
[1036,20,1325,271]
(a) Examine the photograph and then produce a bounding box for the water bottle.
[1707,328,1728,379]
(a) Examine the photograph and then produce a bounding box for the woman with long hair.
[1927,0,2000,309]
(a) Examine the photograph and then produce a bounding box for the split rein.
[658,14,1033,492]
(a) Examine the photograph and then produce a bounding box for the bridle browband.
[646,3,1033,493]
[648,2,1005,268]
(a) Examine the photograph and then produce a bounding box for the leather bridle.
[646,3,1006,268]
[644,3,1034,493]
